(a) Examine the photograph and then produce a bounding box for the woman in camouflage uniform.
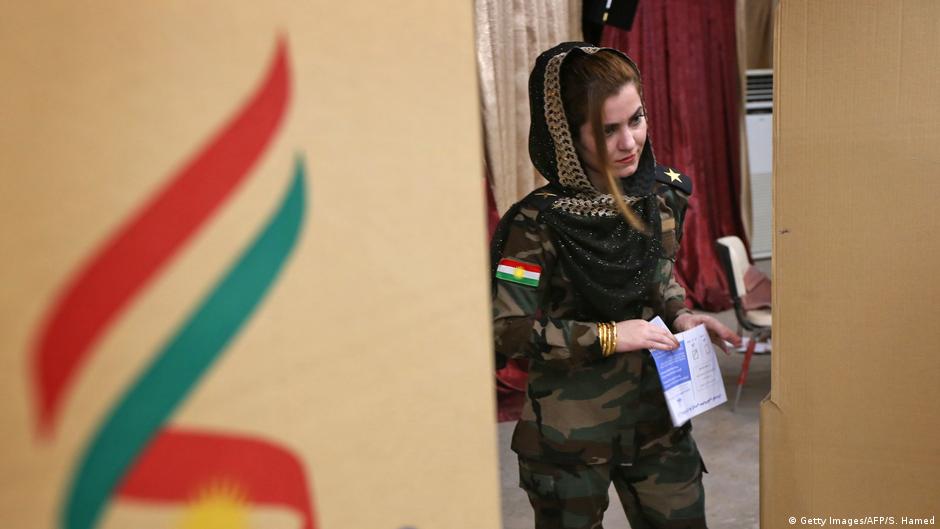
[491,42,740,528]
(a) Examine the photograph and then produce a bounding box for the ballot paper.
[649,317,727,426]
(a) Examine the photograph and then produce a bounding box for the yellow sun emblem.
[513,267,526,279]
[179,480,249,529]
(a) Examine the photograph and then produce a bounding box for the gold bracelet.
[598,322,617,357]
[609,321,617,355]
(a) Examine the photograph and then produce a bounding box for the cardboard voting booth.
[0,3,500,528]
[762,1,940,526]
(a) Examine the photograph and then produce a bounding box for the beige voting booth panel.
[0,3,499,529]
[762,1,940,527]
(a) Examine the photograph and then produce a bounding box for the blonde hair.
[561,50,649,234]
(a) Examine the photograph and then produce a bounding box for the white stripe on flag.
[496,264,540,280]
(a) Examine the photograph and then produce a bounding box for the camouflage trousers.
[518,431,706,529]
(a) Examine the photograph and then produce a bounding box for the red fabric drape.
[485,175,500,239]
[601,0,748,311]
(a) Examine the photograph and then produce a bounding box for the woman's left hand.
[672,313,742,355]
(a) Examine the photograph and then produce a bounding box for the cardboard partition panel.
[762,1,940,527]
[0,3,499,529]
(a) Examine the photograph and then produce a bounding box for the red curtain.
[601,0,748,311]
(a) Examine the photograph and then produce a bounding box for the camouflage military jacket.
[493,177,694,467]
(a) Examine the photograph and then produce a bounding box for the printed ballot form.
[649,317,727,426]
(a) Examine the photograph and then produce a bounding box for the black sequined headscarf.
[491,42,663,323]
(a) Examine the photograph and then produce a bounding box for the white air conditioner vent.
[746,68,773,113]
[745,69,773,259]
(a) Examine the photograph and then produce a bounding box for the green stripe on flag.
[496,271,539,287]
[62,158,307,529]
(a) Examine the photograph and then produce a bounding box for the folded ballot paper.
[649,317,727,426]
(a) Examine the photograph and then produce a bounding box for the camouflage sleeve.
[660,188,693,329]
[663,273,693,329]
[492,206,604,370]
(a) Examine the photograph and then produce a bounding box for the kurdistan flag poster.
[0,3,499,529]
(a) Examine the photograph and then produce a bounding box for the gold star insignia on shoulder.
[656,165,693,195]
[664,168,682,183]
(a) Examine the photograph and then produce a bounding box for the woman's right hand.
[614,319,680,352]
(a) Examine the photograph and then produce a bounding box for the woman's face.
[575,82,647,189]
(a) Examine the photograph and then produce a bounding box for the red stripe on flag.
[118,429,317,529]
[30,39,291,436]
[498,259,541,273]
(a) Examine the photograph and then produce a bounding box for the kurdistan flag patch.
[496,258,541,287]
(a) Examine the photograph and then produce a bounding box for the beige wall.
[0,3,499,528]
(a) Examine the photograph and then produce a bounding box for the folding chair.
[715,236,772,411]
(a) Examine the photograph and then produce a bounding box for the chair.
[715,236,772,411]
